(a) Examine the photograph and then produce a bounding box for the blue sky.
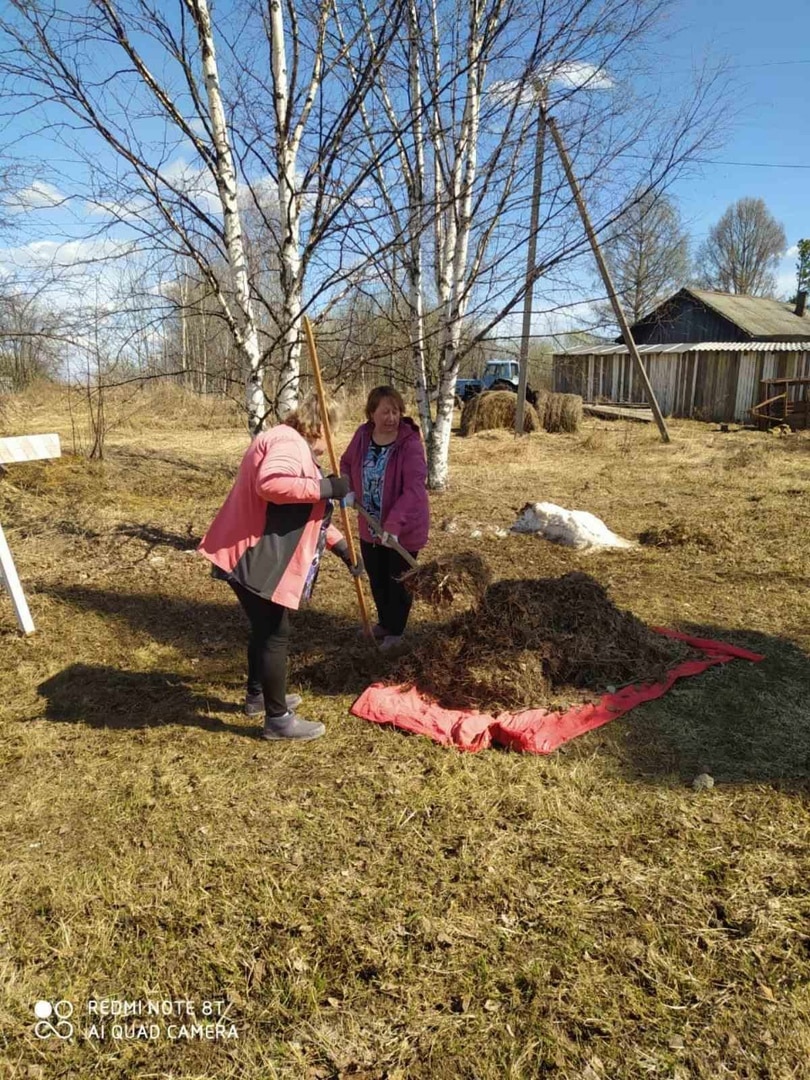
[659,0,808,295]
[0,0,806,336]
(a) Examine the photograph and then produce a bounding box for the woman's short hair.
[283,393,339,442]
[365,385,406,421]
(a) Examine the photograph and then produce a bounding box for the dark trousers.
[229,581,290,717]
[360,540,418,636]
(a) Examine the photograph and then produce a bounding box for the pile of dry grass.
[396,571,692,711]
[459,390,540,435]
[639,521,720,552]
[542,391,583,433]
[400,551,491,606]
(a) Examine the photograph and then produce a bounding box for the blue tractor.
[455,359,537,406]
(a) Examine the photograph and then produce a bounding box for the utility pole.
[541,102,671,443]
[515,93,546,435]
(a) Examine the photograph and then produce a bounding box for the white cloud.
[775,271,796,299]
[775,250,799,298]
[161,157,220,213]
[0,236,142,313]
[84,194,153,221]
[490,63,613,108]
[3,181,67,213]
[0,236,136,271]
[546,62,613,91]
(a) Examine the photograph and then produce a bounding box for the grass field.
[1,386,809,1079]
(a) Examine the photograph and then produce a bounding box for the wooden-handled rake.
[302,316,374,639]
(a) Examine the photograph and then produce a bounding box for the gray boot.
[245,692,302,717]
[262,710,325,741]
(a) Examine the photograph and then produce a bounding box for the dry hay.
[459,393,480,436]
[395,571,693,711]
[543,392,583,433]
[399,551,491,607]
[531,387,550,423]
[0,392,25,433]
[460,390,540,435]
[638,521,719,552]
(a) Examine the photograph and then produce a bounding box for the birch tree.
[358,0,725,487]
[0,0,400,428]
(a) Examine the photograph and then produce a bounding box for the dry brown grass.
[1,386,809,1079]
[543,392,583,434]
[459,391,541,435]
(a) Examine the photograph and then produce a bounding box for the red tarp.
[349,629,765,754]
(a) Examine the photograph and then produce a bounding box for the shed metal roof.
[686,288,809,338]
[629,287,810,340]
[558,341,810,356]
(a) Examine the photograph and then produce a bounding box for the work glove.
[332,541,365,578]
[319,474,350,501]
[381,531,399,549]
[340,491,356,510]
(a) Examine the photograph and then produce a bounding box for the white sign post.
[0,433,62,635]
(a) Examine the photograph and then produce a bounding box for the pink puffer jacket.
[199,424,342,609]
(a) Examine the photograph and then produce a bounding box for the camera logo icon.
[33,1000,74,1039]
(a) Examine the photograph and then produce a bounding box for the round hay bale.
[470,390,540,434]
[532,388,550,425]
[543,392,563,432]
[542,391,582,433]
[459,394,481,436]
[559,393,583,433]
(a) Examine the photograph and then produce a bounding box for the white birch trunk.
[192,0,265,432]
[406,0,431,440]
[267,0,324,417]
[277,143,302,416]
[425,0,483,488]
[426,318,462,488]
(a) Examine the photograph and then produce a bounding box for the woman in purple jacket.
[340,386,430,651]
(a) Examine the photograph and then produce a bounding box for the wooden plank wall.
[552,350,810,421]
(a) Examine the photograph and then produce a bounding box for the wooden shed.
[553,288,810,424]
[623,287,810,346]
[553,341,810,423]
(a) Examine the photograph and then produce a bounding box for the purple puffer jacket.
[340,417,430,551]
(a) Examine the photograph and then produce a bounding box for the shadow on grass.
[36,664,255,735]
[38,583,385,697]
[42,582,245,654]
[37,588,809,783]
[42,583,367,660]
[114,522,202,551]
[615,625,810,786]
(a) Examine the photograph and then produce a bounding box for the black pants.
[229,581,290,717]
[360,540,418,636]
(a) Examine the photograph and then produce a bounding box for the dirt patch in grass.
[1,400,809,1078]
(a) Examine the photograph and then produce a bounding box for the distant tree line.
[597,193,797,335]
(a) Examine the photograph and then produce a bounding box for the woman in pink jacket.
[340,385,430,651]
[199,395,362,742]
